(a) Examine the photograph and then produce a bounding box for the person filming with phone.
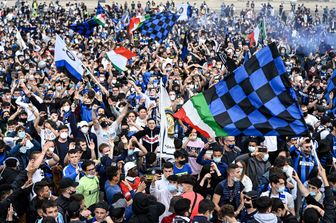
[235,145,271,191]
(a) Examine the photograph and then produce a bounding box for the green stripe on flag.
[191,93,228,137]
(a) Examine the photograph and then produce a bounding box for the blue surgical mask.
[213,157,221,163]
[128,150,134,156]
[18,131,26,139]
[310,191,316,197]
[278,186,285,193]
[263,154,269,162]
[248,146,256,153]
[167,184,177,193]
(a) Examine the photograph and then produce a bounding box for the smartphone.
[258,146,268,153]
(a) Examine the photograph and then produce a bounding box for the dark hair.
[198,199,215,214]
[174,138,183,149]
[138,106,147,112]
[68,149,78,155]
[95,201,109,211]
[82,160,95,171]
[106,166,119,181]
[269,172,286,184]
[163,162,173,169]
[254,196,272,213]
[271,198,284,212]
[41,200,58,213]
[327,172,336,184]
[58,124,68,131]
[41,216,57,223]
[174,150,186,159]
[227,163,239,173]
[274,156,288,168]
[98,143,110,153]
[218,204,235,219]
[303,207,320,223]
[70,193,84,202]
[174,198,191,216]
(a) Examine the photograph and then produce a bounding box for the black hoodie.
[128,193,165,223]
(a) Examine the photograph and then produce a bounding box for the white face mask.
[169,95,176,101]
[63,105,70,112]
[60,132,68,139]
[48,147,55,153]
[81,127,89,134]
[248,146,256,153]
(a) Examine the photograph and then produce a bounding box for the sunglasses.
[244,197,251,201]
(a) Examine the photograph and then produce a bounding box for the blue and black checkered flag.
[69,19,97,38]
[138,12,179,43]
[175,43,308,137]
[325,70,336,112]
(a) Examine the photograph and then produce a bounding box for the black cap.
[308,177,322,189]
[59,177,79,189]
[243,190,259,199]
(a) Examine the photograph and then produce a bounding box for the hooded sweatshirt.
[253,213,278,223]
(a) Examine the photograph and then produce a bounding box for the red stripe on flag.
[174,108,211,138]
[114,47,136,59]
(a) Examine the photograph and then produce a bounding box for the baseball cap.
[243,190,259,200]
[124,162,137,175]
[77,120,88,128]
[59,177,79,189]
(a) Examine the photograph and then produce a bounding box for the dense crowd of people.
[2,0,336,223]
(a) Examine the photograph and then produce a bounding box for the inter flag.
[15,29,27,50]
[159,80,175,157]
[55,34,84,81]
[69,19,98,37]
[174,43,308,137]
[325,70,336,112]
[181,33,189,61]
[176,3,192,21]
[106,47,136,72]
[138,12,179,43]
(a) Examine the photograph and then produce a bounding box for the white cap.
[77,121,88,128]
[124,162,137,175]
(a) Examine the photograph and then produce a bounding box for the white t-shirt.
[261,190,295,209]
[95,123,120,147]
[305,114,319,128]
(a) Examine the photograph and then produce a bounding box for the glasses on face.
[244,197,251,201]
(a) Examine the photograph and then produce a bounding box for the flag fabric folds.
[174,43,308,137]
[181,33,189,61]
[106,47,136,72]
[69,19,98,38]
[55,34,84,81]
[129,15,149,33]
[96,3,105,15]
[176,4,192,21]
[138,12,179,43]
[325,70,336,112]
[159,80,175,157]
[16,29,27,50]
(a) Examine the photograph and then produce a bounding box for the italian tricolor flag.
[128,15,150,33]
[106,47,136,72]
[174,93,228,138]
[94,13,107,27]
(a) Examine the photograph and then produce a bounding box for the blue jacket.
[63,162,83,181]
[196,148,228,177]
